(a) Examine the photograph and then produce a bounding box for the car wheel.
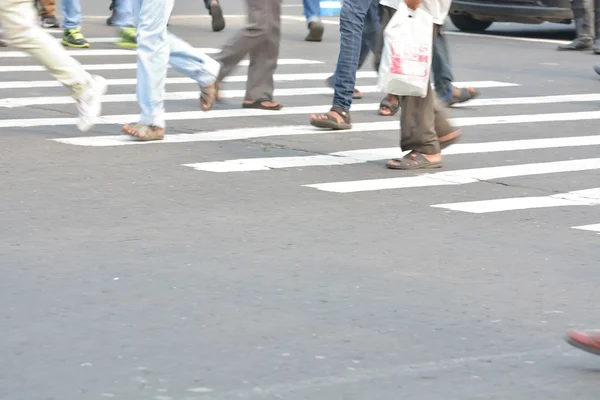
[450,14,493,32]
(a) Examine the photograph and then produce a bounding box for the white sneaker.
[76,75,107,132]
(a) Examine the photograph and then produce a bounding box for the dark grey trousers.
[215,0,281,101]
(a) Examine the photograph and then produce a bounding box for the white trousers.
[0,0,91,98]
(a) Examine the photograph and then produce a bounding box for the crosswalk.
[1,29,598,237]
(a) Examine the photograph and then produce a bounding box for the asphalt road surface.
[1,2,600,400]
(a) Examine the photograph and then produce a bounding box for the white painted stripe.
[1,28,64,34]
[453,93,600,108]
[0,81,514,108]
[304,159,600,193]
[50,110,600,146]
[0,59,323,73]
[0,70,511,89]
[0,71,379,89]
[37,28,63,34]
[52,123,386,147]
[281,16,341,25]
[2,87,346,108]
[3,84,529,129]
[64,37,121,43]
[572,223,600,233]
[432,188,600,213]
[0,47,219,58]
[182,135,600,172]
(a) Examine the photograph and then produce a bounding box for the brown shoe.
[566,330,600,355]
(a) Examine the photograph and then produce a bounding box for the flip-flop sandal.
[386,151,442,170]
[122,123,165,141]
[242,98,282,110]
[448,87,479,106]
[378,98,400,116]
[200,84,218,111]
[310,106,352,130]
[565,331,600,356]
[439,130,462,150]
[209,3,225,32]
[324,76,362,99]
[566,336,600,356]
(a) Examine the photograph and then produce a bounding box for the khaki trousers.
[37,0,55,17]
[0,0,90,98]
[399,25,456,155]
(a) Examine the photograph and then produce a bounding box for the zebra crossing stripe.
[50,110,600,146]
[0,59,324,73]
[0,48,220,58]
[0,71,513,89]
[3,89,590,109]
[304,158,600,193]
[572,223,600,233]
[183,135,600,172]
[0,71,378,89]
[431,188,600,213]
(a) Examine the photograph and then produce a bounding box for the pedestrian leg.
[374,4,400,116]
[243,0,282,108]
[593,0,600,52]
[386,26,460,170]
[215,0,281,95]
[0,0,106,131]
[167,33,220,110]
[558,0,594,50]
[111,0,137,48]
[61,0,90,48]
[303,0,324,41]
[39,0,59,28]
[204,0,225,32]
[309,0,375,130]
[123,0,173,140]
[325,29,372,101]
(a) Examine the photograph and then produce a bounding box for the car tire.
[450,14,493,32]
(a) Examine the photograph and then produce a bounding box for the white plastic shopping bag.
[377,3,434,98]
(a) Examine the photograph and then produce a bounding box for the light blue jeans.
[62,0,134,29]
[333,0,379,111]
[60,0,81,29]
[132,0,220,128]
[303,0,321,23]
[111,0,135,28]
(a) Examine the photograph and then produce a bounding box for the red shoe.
[566,330,600,355]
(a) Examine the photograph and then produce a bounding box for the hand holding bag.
[377,3,434,98]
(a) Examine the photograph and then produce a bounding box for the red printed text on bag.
[389,44,429,77]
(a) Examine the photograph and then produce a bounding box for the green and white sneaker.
[61,29,90,48]
[116,27,136,49]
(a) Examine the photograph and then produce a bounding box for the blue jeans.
[62,0,134,29]
[303,0,321,23]
[132,0,220,128]
[432,31,454,101]
[111,0,135,28]
[332,0,379,111]
[61,0,81,29]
